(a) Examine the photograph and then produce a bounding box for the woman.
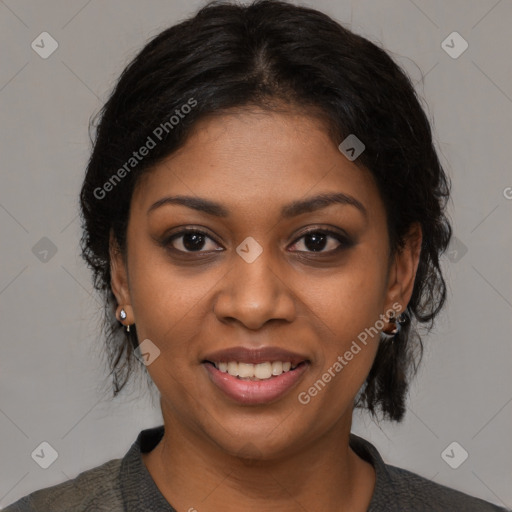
[4,1,509,511]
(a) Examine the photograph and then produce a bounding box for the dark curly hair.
[79,0,452,421]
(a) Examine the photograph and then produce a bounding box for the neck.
[142,411,375,512]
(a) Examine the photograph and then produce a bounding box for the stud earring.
[119,307,132,333]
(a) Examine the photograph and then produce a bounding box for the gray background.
[1,0,511,509]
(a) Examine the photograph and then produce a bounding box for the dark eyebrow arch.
[147,195,229,217]
[280,192,367,219]
[147,192,367,219]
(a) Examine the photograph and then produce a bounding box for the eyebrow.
[147,192,368,219]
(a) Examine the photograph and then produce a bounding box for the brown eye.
[289,229,352,254]
[166,230,222,253]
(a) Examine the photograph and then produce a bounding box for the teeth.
[227,361,238,377]
[254,362,272,379]
[271,361,283,375]
[238,363,254,378]
[213,361,298,379]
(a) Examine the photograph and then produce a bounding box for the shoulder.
[2,458,124,512]
[349,433,510,512]
[383,463,510,512]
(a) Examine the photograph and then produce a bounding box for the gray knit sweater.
[3,425,510,511]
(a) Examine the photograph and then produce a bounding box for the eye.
[289,228,351,254]
[162,227,352,255]
[165,229,222,253]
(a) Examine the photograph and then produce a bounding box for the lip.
[203,360,309,405]
[202,346,309,366]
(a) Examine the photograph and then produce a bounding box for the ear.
[384,222,422,314]
[109,230,133,320]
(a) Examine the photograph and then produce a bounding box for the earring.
[119,307,132,333]
[381,311,408,342]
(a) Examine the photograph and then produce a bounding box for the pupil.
[305,233,326,252]
[183,232,205,251]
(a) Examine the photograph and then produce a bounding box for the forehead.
[132,109,383,222]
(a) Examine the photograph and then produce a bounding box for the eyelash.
[162,227,352,256]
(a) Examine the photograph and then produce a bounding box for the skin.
[110,106,422,512]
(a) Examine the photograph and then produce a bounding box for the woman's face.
[111,108,420,459]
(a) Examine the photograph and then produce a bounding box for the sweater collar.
[120,425,399,511]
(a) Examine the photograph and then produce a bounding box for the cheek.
[126,246,231,391]
[311,281,382,390]
[127,241,202,329]
[125,253,185,363]
[300,246,388,395]
[297,284,384,424]
[308,249,388,332]
[128,259,206,403]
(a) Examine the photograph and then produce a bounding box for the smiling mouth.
[203,360,307,381]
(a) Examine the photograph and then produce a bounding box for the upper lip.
[202,346,309,366]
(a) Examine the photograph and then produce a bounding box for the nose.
[213,244,296,331]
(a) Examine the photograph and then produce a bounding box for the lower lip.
[203,362,309,405]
